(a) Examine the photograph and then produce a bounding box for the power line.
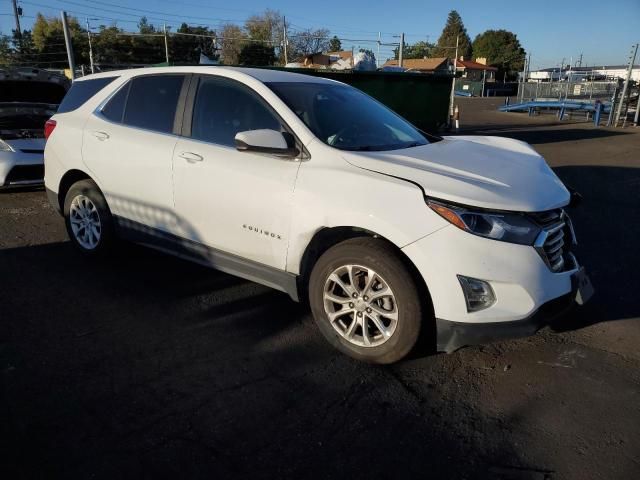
[75,0,246,24]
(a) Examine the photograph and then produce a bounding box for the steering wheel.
[328,124,361,146]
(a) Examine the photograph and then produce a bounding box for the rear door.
[171,74,301,269]
[82,73,189,233]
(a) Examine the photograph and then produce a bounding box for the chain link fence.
[517,81,620,101]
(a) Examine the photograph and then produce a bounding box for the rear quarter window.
[57,76,117,114]
[101,82,130,123]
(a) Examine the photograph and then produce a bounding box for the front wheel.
[309,237,423,364]
[63,179,115,255]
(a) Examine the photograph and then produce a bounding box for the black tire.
[63,179,115,255]
[309,237,423,364]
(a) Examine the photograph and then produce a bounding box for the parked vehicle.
[44,67,592,363]
[0,68,68,188]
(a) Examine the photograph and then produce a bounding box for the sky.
[1,0,639,69]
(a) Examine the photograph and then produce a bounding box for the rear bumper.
[0,151,44,187]
[46,187,61,214]
[436,291,575,353]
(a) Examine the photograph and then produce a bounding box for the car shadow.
[454,125,630,144]
[0,240,528,479]
[550,165,640,331]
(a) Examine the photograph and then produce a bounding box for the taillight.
[44,119,57,140]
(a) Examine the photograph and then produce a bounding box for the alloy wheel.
[323,264,398,347]
[69,194,102,250]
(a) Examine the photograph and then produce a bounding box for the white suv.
[44,67,592,363]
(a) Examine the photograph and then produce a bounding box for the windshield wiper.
[401,141,425,148]
[338,141,425,152]
[338,145,380,151]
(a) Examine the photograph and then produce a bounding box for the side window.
[101,82,130,123]
[191,76,282,147]
[57,76,117,113]
[122,75,185,134]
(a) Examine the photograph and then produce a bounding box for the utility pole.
[12,0,21,40]
[481,68,486,97]
[61,11,76,80]
[163,23,170,64]
[449,35,459,125]
[614,43,639,126]
[86,18,95,74]
[519,54,528,102]
[377,32,381,68]
[283,16,288,65]
[398,32,405,68]
[577,53,583,68]
[566,56,573,99]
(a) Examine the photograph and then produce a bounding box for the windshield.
[267,82,429,151]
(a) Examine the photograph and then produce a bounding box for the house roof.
[328,50,352,59]
[455,59,498,71]
[382,57,449,71]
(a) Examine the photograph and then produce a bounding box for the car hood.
[341,135,569,212]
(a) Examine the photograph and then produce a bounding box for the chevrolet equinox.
[44,67,593,363]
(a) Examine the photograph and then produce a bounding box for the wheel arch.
[57,169,93,212]
[298,226,437,353]
[298,226,434,312]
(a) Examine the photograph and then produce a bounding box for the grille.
[5,164,44,184]
[530,209,575,272]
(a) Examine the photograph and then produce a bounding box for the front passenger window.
[191,76,282,147]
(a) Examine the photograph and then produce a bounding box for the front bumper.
[436,291,575,353]
[0,150,44,187]
[402,224,583,352]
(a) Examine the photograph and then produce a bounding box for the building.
[299,51,353,69]
[528,65,640,82]
[454,57,497,81]
[381,57,450,73]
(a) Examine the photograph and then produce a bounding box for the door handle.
[178,151,204,163]
[92,130,110,141]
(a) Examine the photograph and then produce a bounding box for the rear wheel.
[309,237,423,364]
[63,179,115,255]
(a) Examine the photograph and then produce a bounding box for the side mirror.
[234,129,299,158]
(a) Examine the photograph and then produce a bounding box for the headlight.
[0,139,14,152]
[427,199,540,245]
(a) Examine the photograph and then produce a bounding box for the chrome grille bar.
[532,209,572,273]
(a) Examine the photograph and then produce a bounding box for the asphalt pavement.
[1,101,639,479]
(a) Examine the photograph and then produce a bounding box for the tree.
[172,23,219,64]
[472,29,525,80]
[328,35,341,52]
[289,28,330,61]
[244,9,286,63]
[219,23,245,65]
[431,10,472,59]
[29,14,88,68]
[394,40,435,60]
[238,43,275,66]
[137,17,156,34]
[0,34,14,66]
